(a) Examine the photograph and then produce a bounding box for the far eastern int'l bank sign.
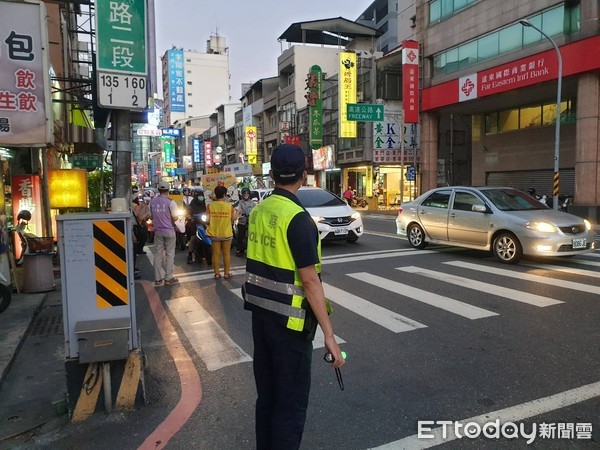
[422,34,600,111]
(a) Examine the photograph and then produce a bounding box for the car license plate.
[572,238,586,249]
[334,228,348,235]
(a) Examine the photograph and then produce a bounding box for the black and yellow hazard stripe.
[93,220,128,308]
[553,171,560,197]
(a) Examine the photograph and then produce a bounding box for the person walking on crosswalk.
[243,144,345,450]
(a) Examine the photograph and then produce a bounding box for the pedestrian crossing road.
[156,247,600,372]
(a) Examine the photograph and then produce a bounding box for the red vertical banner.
[12,174,43,259]
[402,40,419,124]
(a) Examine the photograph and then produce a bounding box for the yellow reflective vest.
[244,192,321,335]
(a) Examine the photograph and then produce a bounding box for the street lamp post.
[519,19,562,210]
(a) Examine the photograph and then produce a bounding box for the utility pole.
[112,110,133,203]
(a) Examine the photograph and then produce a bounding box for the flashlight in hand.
[323,351,347,390]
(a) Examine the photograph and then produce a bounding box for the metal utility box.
[56,213,138,360]
[75,318,130,363]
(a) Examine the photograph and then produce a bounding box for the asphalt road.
[31,214,600,449]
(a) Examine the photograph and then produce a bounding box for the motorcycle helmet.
[17,210,31,222]
[241,187,251,196]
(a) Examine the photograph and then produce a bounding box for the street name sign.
[95,0,147,110]
[347,103,384,122]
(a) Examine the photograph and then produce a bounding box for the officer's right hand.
[324,335,345,369]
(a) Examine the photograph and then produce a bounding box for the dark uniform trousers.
[252,312,313,450]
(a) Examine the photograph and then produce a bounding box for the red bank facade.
[416,0,600,220]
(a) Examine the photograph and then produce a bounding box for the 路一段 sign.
[0,1,53,147]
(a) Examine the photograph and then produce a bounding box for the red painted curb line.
[138,280,202,450]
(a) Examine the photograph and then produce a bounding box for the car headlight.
[311,216,324,223]
[351,212,361,220]
[177,208,185,217]
[584,219,592,231]
[526,221,557,233]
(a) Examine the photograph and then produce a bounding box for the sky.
[154,0,371,101]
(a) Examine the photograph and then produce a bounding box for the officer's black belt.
[246,273,304,296]
[245,293,306,319]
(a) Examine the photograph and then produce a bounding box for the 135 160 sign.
[97,72,147,110]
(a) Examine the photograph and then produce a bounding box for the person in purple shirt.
[149,181,179,285]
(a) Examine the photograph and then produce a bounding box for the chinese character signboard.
[47,169,88,208]
[192,138,202,163]
[95,0,147,110]
[373,107,419,164]
[96,0,146,74]
[0,1,53,147]
[12,174,43,234]
[339,52,357,138]
[204,141,213,168]
[285,135,301,147]
[347,103,384,121]
[305,65,322,149]
[402,40,419,124]
[167,49,185,112]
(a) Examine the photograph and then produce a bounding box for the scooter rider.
[186,190,208,264]
[235,187,256,257]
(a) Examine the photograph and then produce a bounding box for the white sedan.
[296,187,364,243]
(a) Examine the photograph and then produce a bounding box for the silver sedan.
[396,186,595,264]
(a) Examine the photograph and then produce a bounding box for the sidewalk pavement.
[0,281,67,444]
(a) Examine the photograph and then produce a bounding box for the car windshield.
[296,189,345,207]
[481,188,549,211]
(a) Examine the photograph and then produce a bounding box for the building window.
[429,0,477,24]
[188,104,193,108]
[187,81,192,85]
[433,3,580,76]
[485,99,576,134]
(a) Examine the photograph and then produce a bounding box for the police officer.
[243,144,345,450]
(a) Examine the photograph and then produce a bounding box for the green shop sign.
[306,65,323,150]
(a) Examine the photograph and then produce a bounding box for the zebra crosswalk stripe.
[166,296,252,371]
[229,288,345,349]
[348,272,498,320]
[522,262,600,278]
[446,261,600,295]
[322,283,427,333]
[397,266,563,307]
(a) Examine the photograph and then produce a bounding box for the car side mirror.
[472,204,488,213]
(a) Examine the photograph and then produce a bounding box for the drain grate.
[30,314,63,336]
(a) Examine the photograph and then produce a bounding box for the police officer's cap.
[270,144,306,178]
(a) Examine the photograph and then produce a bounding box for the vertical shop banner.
[245,126,258,165]
[402,40,419,124]
[168,49,185,112]
[12,175,43,235]
[204,141,213,168]
[305,65,323,149]
[339,52,357,138]
[192,138,201,163]
[0,1,53,146]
